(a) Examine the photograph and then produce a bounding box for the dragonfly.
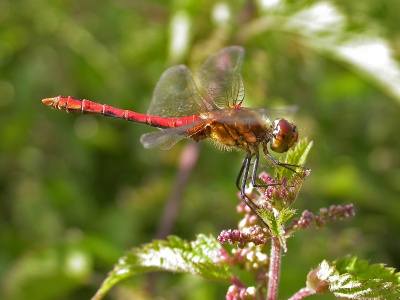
[42,46,302,227]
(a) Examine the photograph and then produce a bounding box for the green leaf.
[278,208,297,225]
[307,256,400,299]
[257,207,296,251]
[92,234,232,300]
[275,138,313,180]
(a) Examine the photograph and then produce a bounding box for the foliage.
[305,256,400,299]
[92,235,232,300]
[90,139,399,299]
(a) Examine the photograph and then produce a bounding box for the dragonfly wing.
[140,131,187,150]
[148,65,213,117]
[239,106,298,123]
[207,107,298,127]
[198,46,245,108]
[140,119,205,150]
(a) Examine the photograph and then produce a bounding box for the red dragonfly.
[42,46,301,226]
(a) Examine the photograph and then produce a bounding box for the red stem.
[288,287,315,300]
[267,238,281,300]
[230,276,247,288]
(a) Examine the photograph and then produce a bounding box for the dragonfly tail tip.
[42,97,58,108]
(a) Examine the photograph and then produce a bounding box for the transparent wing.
[140,131,187,150]
[147,65,213,117]
[205,106,298,126]
[140,106,297,150]
[198,46,245,108]
[140,119,205,150]
[237,106,298,123]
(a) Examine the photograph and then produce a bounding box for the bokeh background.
[1,0,400,299]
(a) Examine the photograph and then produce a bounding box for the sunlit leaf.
[92,234,232,300]
[278,207,296,225]
[257,207,295,251]
[306,256,400,299]
[275,138,313,180]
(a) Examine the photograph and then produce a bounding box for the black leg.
[236,150,307,227]
[251,152,286,188]
[251,152,260,185]
[263,144,304,173]
[238,154,269,228]
[236,156,246,191]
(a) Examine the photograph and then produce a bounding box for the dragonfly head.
[269,118,298,153]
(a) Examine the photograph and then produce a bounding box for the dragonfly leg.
[263,144,303,173]
[235,157,246,190]
[251,152,283,188]
[238,154,269,228]
[251,153,260,185]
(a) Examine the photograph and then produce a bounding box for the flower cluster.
[288,204,355,230]
[230,246,269,280]
[218,228,270,283]
[236,197,260,228]
[226,284,256,300]
[218,225,268,248]
[245,170,310,212]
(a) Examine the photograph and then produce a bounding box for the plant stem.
[267,237,281,300]
[155,142,199,238]
[288,287,315,300]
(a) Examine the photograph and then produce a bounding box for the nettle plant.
[91,139,400,300]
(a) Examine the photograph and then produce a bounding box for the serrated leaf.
[275,138,313,180]
[92,234,232,300]
[334,256,400,284]
[307,256,400,299]
[256,208,295,251]
[278,208,297,225]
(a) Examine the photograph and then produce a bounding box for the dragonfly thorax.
[190,114,268,154]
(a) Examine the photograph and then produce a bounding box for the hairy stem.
[267,238,282,300]
[288,287,315,300]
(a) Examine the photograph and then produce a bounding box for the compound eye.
[269,118,298,153]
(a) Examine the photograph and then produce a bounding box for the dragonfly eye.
[269,118,298,153]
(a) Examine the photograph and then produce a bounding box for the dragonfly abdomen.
[42,96,202,129]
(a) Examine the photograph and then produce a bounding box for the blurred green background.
[1,0,400,299]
